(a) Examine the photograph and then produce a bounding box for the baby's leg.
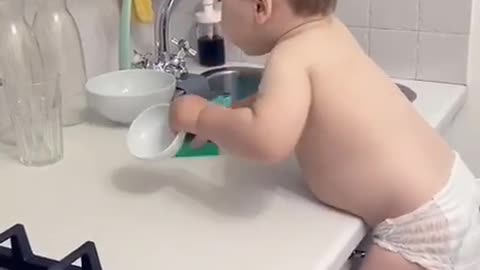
[359,245,425,270]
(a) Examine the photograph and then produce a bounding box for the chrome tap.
[154,0,176,63]
[132,0,197,79]
[154,0,197,79]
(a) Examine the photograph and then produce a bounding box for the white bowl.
[85,69,176,124]
[127,104,186,160]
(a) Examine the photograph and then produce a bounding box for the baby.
[170,0,480,269]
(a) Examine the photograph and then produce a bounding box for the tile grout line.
[367,0,372,56]
[347,26,469,36]
[415,0,422,80]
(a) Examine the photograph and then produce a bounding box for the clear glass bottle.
[32,0,87,126]
[0,75,11,145]
[0,0,44,144]
[196,0,225,67]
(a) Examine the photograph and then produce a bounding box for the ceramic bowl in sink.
[85,69,176,124]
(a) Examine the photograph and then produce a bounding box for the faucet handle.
[132,50,154,69]
[171,38,197,57]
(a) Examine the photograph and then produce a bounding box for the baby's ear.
[253,0,273,24]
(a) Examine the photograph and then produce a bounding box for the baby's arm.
[232,95,257,109]
[195,52,311,163]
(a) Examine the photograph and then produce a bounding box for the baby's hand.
[190,135,209,149]
[169,95,209,134]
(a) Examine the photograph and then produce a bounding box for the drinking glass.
[4,76,63,166]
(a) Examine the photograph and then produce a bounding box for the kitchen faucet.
[133,0,216,101]
[155,0,175,63]
[134,0,196,79]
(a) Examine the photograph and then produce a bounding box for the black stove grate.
[0,224,102,270]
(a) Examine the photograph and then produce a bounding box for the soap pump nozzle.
[196,0,222,39]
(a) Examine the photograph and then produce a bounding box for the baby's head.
[222,0,337,55]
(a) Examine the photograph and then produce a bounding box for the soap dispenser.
[195,0,225,67]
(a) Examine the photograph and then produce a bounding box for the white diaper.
[372,152,480,270]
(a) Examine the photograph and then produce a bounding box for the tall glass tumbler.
[4,76,63,166]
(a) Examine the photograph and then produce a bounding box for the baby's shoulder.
[268,42,299,62]
[265,42,309,74]
[257,44,312,93]
[271,35,341,70]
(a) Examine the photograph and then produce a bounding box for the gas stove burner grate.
[0,224,102,270]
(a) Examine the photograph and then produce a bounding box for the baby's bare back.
[278,18,454,225]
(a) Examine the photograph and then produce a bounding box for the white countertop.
[0,75,466,270]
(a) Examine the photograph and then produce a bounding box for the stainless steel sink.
[397,83,417,102]
[201,66,263,102]
[201,66,417,102]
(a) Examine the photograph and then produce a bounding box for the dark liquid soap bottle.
[196,0,225,67]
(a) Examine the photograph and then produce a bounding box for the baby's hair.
[287,0,337,16]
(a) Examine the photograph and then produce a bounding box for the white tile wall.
[370,0,419,31]
[58,0,472,84]
[335,0,370,27]
[420,0,472,34]
[370,29,418,79]
[337,0,472,84]
[417,33,469,83]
